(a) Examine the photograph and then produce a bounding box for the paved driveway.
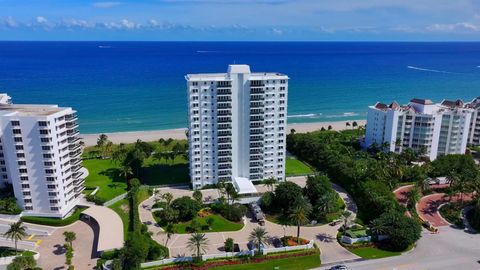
[417,193,473,227]
[140,176,359,265]
[37,219,98,270]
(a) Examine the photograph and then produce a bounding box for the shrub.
[86,194,106,205]
[20,207,86,226]
[372,210,421,251]
[260,192,274,213]
[274,182,304,214]
[224,238,234,252]
[171,196,202,221]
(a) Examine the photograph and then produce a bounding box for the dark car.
[330,265,349,270]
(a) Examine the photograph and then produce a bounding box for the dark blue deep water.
[0,42,479,133]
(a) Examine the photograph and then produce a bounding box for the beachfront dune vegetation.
[83,135,189,204]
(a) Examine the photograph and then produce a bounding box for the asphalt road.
[316,226,480,270]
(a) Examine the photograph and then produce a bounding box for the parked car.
[272,238,283,248]
[247,241,266,251]
[249,202,265,225]
[330,265,349,270]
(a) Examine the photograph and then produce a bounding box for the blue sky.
[0,0,479,41]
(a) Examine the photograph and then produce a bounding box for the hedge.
[21,207,87,226]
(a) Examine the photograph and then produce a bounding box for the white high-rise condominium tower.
[186,65,289,191]
[364,98,473,160]
[466,97,480,146]
[0,94,85,218]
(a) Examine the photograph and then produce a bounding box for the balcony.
[67,129,80,137]
[218,151,231,157]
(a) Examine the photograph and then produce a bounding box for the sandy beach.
[81,120,366,146]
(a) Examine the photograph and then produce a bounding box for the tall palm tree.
[369,219,387,237]
[187,232,209,259]
[341,210,352,229]
[162,192,173,207]
[289,203,311,244]
[158,223,174,246]
[248,227,268,255]
[119,165,132,183]
[263,177,277,192]
[63,231,76,249]
[4,221,27,255]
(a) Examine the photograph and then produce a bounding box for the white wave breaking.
[407,66,457,74]
[325,112,360,118]
[287,113,321,119]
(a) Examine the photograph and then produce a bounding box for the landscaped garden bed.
[20,206,87,226]
[0,247,36,257]
[439,202,465,228]
[281,236,309,246]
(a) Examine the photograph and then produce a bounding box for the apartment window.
[47,185,56,189]
[12,129,21,134]
[11,121,20,126]
[24,199,32,203]
[19,168,27,173]
[45,169,54,174]
[2,175,7,180]
[15,145,24,151]
[44,161,53,166]
[38,121,48,127]
[49,199,58,204]
[22,192,30,196]
[25,206,33,210]
[41,138,49,143]
[39,130,49,135]
[50,207,59,211]
[46,177,55,182]
[18,161,26,166]
[43,154,52,159]
[21,184,29,189]
[0,160,4,165]
[20,176,28,181]
[17,153,25,158]
[48,192,56,196]
[14,137,22,142]
[42,146,51,151]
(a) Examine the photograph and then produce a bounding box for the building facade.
[0,94,85,218]
[466,97,480,146]
[365,98,473,160]
[186,65,289,189]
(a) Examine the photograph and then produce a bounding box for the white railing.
[141,256,193,268]
[262,240,314,255]
[103,192,128,207]
[202,250,254,260]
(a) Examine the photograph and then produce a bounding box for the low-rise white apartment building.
[365,98,473,160]
[0,94,85,218]
[185,65,288,190]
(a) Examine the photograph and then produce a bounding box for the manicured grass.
[346,246,403,259]
[21,207,86,227]
[285,157,314,176]
[167,214,244,234]
[211,253,321,270]
[345,229,367,238]
[0,247,37,257]
[109,198,129,239]
[83,158,127,202]
[142,155,189,186]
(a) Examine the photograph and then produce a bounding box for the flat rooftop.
[0,104,69,116]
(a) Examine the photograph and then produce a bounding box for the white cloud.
[34,16,55,29]
[0,17,18,28]
[103,19,141,30]
[93,2,121,8]
[272,28,283,35]
[427,22,480,32]
[62,19,94,29]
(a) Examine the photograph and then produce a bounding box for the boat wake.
[407,66,457,74]
[325,112,360,118]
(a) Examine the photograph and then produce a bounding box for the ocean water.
[0,41,479,134]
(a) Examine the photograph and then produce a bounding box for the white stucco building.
[364,98,473,160]
[466,97,480,146]
[0,94,85,218]
[186,65,289,190]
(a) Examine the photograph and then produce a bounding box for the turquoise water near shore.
[0,42,479,134]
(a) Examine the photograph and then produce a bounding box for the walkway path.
[139,176,360,265]
[417,193,473,227]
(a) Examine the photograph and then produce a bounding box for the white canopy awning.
[233,177,257,195]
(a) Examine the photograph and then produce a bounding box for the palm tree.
[352,121,358,129]
[248,227,268,255]
[341,211,352,229]
[327,125,333,131]
[187,232,209,259]
[289,203,311,244]
[369,219,387,237]
[158,223,174,246]
[63,231,76,248]
[263,177,277,192]
[4,221,27,255]
[162,192,174,207]
[96,134,108,149]
[345,122,351,129]
[119,165,132,182]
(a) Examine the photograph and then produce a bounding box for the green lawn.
[109,198,129,239]
[211,253,321,270]
[346,245,413,259]
[0,247,37,258]
[285,157,314,176]
[21,207,86,227]
[163,214,243,234]
[142,155,189,186]
[83,158,127,202]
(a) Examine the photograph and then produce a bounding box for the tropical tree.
[162,192,174,208]
[345,122,351,129]
[187,233,209,259]
[289,201,312,244]
[352,121,358,129]
[96,134,108,149]
[407,186,421,207]
[327,125,332,131]
[119,165,133,183]
[340,211,352,229]
[7,255,37,270]
[160,223,175,246]
[63,231,76,249]
[263,177,277,192]
[192,190,203,203]
[224,237,235,252]
[290,128,296,135]
[3,221,27,255]
[248,227,268,255]
[369,218,387,237]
